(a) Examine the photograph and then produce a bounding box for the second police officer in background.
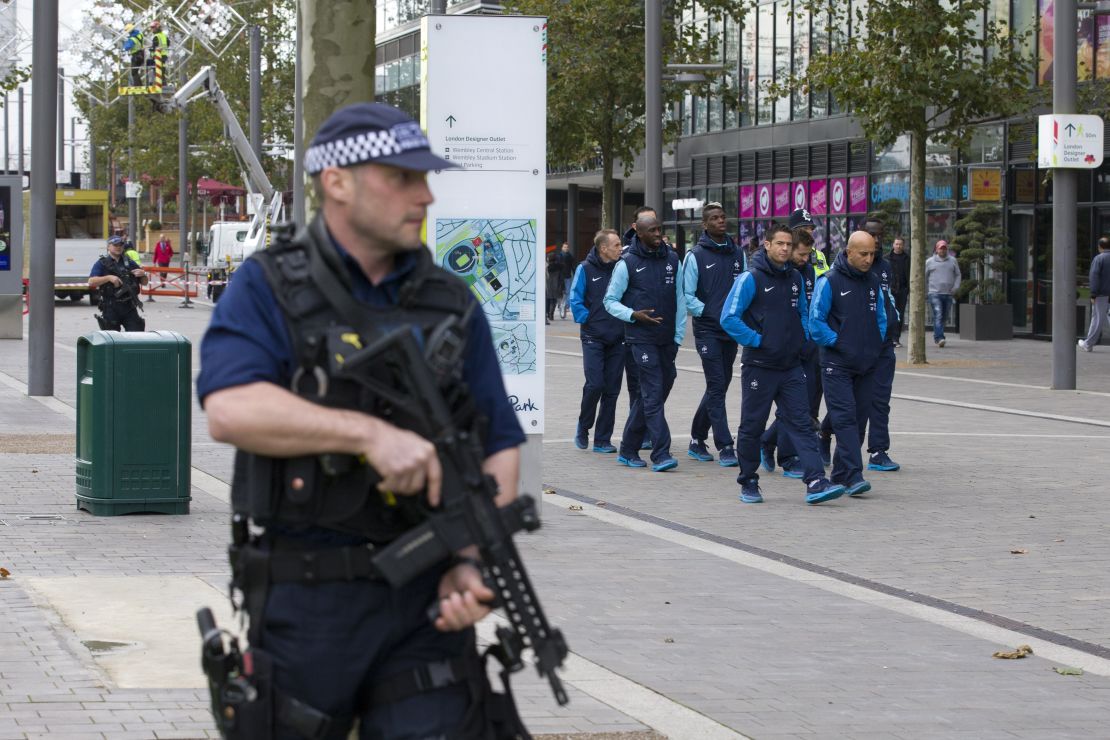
[681,201,743,467]
[196,103,529,738]
[88,235,148,331]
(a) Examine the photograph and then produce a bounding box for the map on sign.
[435,218,538,374]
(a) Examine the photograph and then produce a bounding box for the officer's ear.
[318,166,355,207]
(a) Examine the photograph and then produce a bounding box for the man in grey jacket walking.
[1079,236,1110,352]
[925,239,961,347]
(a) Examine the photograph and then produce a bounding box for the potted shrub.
[952,203,1013,340]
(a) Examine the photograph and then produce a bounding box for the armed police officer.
[89,235,147,331]
[197,103,528,739]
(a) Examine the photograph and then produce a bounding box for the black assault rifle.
[330,314,570,706]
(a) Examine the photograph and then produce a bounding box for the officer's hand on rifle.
[131,268,145,278]
[434,556,495,632]
[106,275,123,287]
[361,418,444,507]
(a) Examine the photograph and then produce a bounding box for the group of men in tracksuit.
[568,202,901,504]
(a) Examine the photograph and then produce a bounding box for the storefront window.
[964,124,1004,164]
[792,3,810,121]
[774,0,791,123]
[873,136,911,172]
[757,3,773,125]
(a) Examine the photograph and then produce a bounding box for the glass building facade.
[662,0,1110,337]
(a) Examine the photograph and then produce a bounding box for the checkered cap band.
[304,122,430,174]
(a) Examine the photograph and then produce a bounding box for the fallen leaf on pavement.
[663,637,675,643]
[568,505,583,511]
[31,469,38,474]
[542,487,556,495]
[0,568,9,578]
[1053,666,1083,676]
[596,501,607,507]
[1010,549,1028,555]
[993,645,1033,659]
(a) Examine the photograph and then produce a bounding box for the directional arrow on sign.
[446,115,457,128]
[1065,123,1077,136]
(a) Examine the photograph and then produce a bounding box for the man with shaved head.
[809,230,889,497]
[604,211,686,472]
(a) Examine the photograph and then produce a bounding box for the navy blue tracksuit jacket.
[683,231,744,450]
[810,251,888,485]
[570,247,626,445]
[604,236,686,463]
[721,249,826,487]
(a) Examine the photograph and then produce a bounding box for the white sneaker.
[1078,339,1093,352]
[938,338,946,348]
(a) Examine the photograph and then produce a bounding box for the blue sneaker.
[805,478,845,505]
[760,443,776,472]
[718,446,738,467]
[652,457,678,472]
[820,434,832,467]
[739,480,763,504]
[593,443,617,454]
[845,479,872,497]
[574,431,588,450]
[617,454,647,468]
[867,451,901,471]
[781,456,804,479]
[687,441,714,462]
[641,439,653,450]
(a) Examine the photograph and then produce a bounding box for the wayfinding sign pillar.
[0,175,23,339]
[421,15,547,495]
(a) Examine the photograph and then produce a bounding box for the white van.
[206,221,260,265]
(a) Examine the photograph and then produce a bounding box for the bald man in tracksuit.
[683,203,745,467]
[605,214,686,472]
[569,229,626,453]
[810,231,888,496]
[721,224,844,505]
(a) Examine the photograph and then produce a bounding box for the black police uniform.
[90,253,146,332]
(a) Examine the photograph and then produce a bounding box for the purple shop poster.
[809,179,828,214]
[740,185,755,219]
[829,178,847,214]
[848,176,868,214]
[791,181,808,212]
[773,183,790,218]
[756,183,772,218]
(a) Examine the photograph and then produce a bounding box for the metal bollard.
[179,255,194,309]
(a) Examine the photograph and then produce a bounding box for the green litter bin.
[75,330,192,515]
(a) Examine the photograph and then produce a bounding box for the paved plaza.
[2,296,1110,739]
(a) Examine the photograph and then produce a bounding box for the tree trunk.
[600,149,613,231]
[300,0,376,149]
[907,127,929,365]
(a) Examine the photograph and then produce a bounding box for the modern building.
[379,0,1110,338]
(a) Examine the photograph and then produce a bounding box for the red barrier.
[141,266,199,298]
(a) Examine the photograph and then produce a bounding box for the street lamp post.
[644,0,662,213]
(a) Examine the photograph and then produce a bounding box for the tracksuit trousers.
[737,365,826,487]
[866,344,896,454]
[690,330,738,450]
[821,363,878,486]
[619,343,678,464]
[577,337,625,446]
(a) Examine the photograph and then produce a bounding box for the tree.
[770,0,1035,364]
[300,0,376,154]
[951,203,1011,305]
[505,0,734,228]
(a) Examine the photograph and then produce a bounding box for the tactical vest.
[230,218,480,543]
[96,255,141,309]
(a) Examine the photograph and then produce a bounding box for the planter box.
[959,303,1013,341]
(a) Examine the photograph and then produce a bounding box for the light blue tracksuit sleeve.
[569,264,588,324]
[674,269,687,345]
[877,285,888,340]
[603,260,634,323]
[719,272,761,347]
[809,275,838,347]
[682,255,704,317]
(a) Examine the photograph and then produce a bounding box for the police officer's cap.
[305,103,457,175]
[788,208,815,230]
